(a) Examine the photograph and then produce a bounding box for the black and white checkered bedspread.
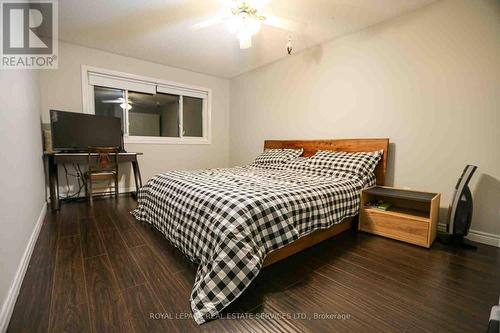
[132,165,371,324]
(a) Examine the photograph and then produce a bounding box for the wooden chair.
[85,146,119,204]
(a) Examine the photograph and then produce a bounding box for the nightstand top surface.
[364,186,438,203]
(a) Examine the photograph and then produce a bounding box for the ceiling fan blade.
[190,16,228,31]
[101,99,124,104]
[263,15,306,33]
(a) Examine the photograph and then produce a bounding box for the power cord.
[60,163,86,201]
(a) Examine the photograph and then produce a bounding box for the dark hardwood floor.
[7,196,500,333]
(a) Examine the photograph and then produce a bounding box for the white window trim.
[81,65,212,145]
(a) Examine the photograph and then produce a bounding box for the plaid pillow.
[285,157,332,177]
[252,148,303,165]
[363,172,377,187]
[308,150,383,178]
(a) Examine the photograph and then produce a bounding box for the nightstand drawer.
[359,209,429,247]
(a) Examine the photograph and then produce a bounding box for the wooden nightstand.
[359,186,440,248]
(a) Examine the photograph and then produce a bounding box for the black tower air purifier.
[438,165,478,249]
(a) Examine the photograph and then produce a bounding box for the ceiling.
[59,0,436,78]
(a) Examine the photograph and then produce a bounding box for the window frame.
[81,65,212,145]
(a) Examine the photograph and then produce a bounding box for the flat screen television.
[50,110,123,152]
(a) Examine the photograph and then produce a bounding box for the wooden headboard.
[264,138,390,186]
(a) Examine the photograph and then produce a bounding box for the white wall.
[0,70,46,329]
[230,0,500,238]
[40,42,230,193]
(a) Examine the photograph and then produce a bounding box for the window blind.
[88,72,156,94]
[157,84,208,99]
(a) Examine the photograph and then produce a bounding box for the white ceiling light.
[227,2,265,49]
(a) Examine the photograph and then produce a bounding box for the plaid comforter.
[132,165,372,324]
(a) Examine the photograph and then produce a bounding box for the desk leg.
[48,155,60,211]
[131,159,143,198]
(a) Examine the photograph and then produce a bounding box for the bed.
[132,138,389,324]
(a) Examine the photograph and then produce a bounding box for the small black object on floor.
[439,165,478,251]
[437,232,477,250]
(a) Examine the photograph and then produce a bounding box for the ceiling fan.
[102,97,165,111]
[101,97,133,111]
[192,0,303,49]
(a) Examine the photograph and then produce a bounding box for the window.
[128,92,181,138]
[94,86,125,132]
[183,96,203,137]
[83,66,211,144]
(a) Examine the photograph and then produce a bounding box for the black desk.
[44,152,143,211]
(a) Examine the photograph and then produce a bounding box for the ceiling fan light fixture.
[229,15,261,49]
[192,0,301,51]
[225,2,264,49]
[238,34,252,49]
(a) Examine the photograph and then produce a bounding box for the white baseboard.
[466,229,500,248]
[0,202,47,333]
[437,223,447,232]
[438,223,500,248]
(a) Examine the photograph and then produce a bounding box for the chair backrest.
[87,146,119,173]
